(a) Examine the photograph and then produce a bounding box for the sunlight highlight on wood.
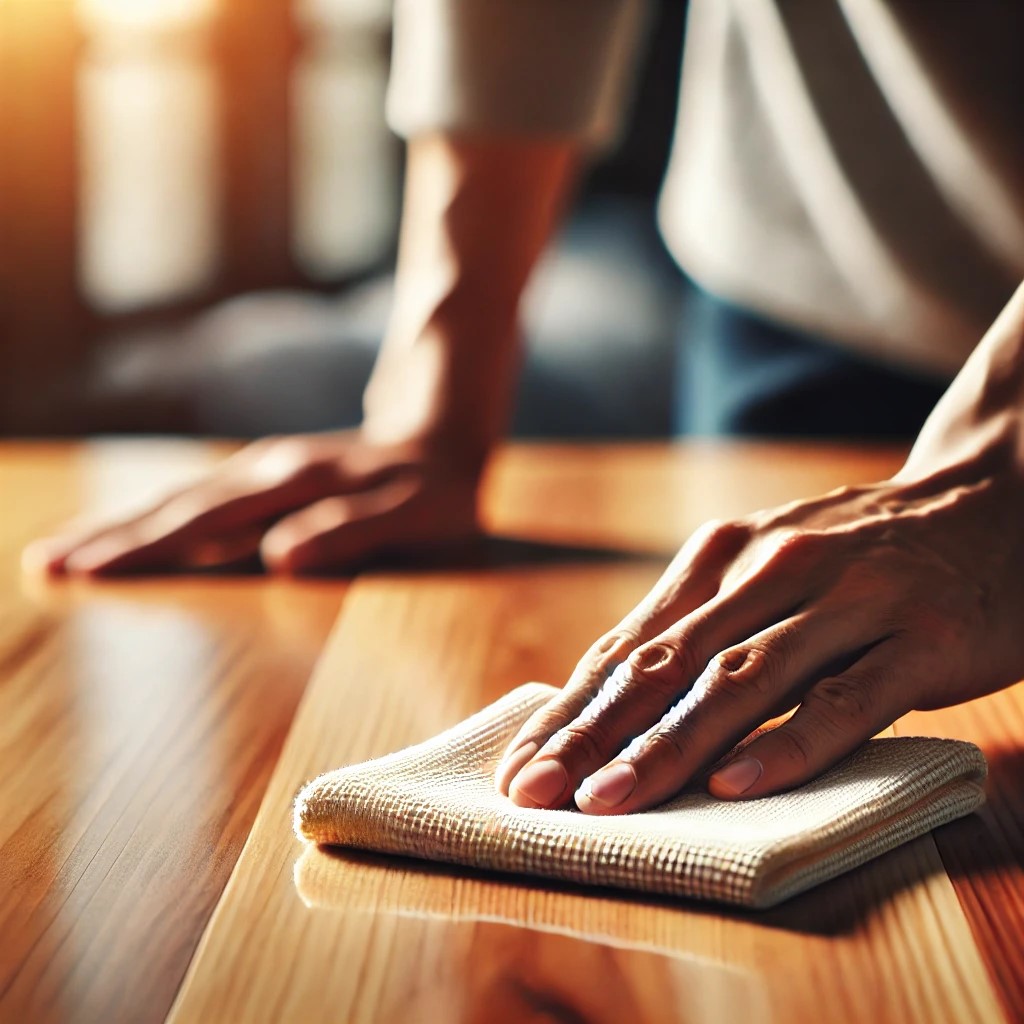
[3,440,1018,1023]
[169,441,1007,1024]
[0,443,344,1024]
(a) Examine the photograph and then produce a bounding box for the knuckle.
[810,674,876,724]
[770,725,816,768]
[758,529,835,579]
[514,710,559,749]
[704,651,766,700]
[728,626,796,684]
[765,529,816,567]
[584,630,637,677]
[546,722,608,765]
[690,518,724,548]
[257,437,329,485]
[694,518,750,555]
[627,641,693,690]
[642,726,692,766]
[522,690,595,749]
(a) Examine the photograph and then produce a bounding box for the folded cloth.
[294,683,987,909]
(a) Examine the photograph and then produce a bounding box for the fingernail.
[509,759,568,808]
[709,756,763,797]
[577,762,637,810]
[496,741,538,793]
[259,530,292,565]
[21,541,67,575]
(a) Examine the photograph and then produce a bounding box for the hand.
[23,432,481,576]
[496,442,1024,813]
[22,131,583,579]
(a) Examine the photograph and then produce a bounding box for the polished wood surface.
[898,692,1024,1016]
[164,443,1015,1024]
[4,441,1022,1024]
[169,574,1000,1024]
[0,443,345,1024]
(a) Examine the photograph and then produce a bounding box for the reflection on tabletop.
[294,844,768,1022]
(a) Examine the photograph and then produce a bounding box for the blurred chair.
[84,196,681,438]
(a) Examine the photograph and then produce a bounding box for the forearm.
[902,280,1024,478]
[363,134,580,469]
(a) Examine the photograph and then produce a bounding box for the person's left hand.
[22,431,481,576]
[495,447,1024,813]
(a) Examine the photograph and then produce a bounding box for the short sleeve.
[386,0,651,149]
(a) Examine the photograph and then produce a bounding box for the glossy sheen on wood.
[0,443,345,1024]
[898,689,1024,1020]
[169,571,1002,1024]
[168,441,1008,1024]
[6,440,1020,1024]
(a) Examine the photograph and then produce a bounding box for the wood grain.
[170,440,1005,1024]
[897,688,1024,1020]
[0,442,345,1024]
[169,570,1002,1024]
[6,440,1018,1024]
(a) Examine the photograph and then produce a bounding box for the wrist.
[898,401,1024,489]
[900,282,1024,482]
[362,316,515,477]
[360,134,576,475]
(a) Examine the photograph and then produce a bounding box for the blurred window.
[74,0,398,314]
[292,0,397,279]
[77,0,220,312]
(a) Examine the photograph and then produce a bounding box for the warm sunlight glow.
[78,0,212,31]
[292,50,396,278]
[79,56,220,310]
[296,0,389,32]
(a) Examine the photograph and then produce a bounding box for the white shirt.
[387,0,1024,376]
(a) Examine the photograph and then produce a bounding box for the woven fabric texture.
[294,683,987,908]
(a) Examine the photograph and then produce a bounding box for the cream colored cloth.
[294,683,987,909]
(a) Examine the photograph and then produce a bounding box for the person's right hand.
[22,431,482,576]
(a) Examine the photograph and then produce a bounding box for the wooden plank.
[897,689,1024,1020]
[169,569,1003,1024]
[0,442,345,1024]
[170,442,1004,1024]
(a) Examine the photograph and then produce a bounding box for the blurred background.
[0,0,686,439]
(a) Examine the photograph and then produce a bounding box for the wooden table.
[2,441,1022,1023]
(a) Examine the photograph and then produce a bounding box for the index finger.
[494,519,750,795]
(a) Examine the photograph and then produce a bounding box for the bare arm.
[364,134,580,468]
[24,134,581,576]
[25,0,647,576]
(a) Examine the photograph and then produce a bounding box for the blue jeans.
[674,286,951,439]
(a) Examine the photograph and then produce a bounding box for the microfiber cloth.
[294,683,987,909]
